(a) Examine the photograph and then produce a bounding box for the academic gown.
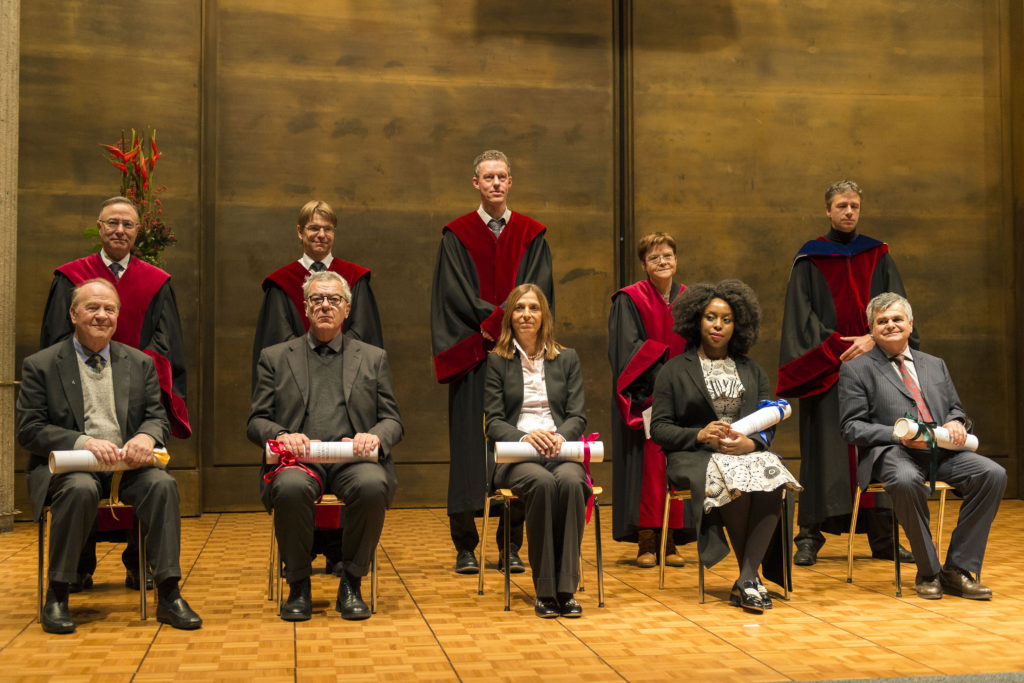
[39,253,190,438]
[608,279,690,542]
[430,211,553,516]
[251,259,382,388]
[777,232,918,531]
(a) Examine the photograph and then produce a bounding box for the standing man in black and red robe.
[431,150,553,574]
[252,200,383,386]
[778,180,917,566]
[251,199,383,575]
[608,233,689,568]
[39,196,192,589]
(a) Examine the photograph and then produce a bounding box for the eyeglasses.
[99,218,139,230]
[304,224,335,234]
[307,294,348,308]
[645,253,676,264]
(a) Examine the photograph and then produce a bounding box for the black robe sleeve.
[39,273,75,348]
[251,284,305,390]
[345,275,384,349]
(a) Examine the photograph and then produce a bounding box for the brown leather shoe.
[940,567,992,600]
[663,534,685,567]
[915,574,943,600]
[636,529,657,568]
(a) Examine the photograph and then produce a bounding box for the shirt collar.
[100,250,131,271]
[299,253,334,271]
[305,330,345,354]
[477,206,511,226]
[72,336,111,365]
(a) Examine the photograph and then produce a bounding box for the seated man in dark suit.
[17,279,202,633]
[839,292,1006,600]
[248,271,402,621]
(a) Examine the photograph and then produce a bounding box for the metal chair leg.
[847,486,863,583]
[593,497,605,608]
[138,521,147,620]
[479,498,490,596]
[893,508,902,598]
[781,490,791,601]
[267,513,277,601]
[371,544,378,614]
[658,492,672,590]
[503,498,511,612]
[37,510,47,623]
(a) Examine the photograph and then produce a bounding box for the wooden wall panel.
[14,0,202,516]
[631,0,1017,492]
[202,1,616,509]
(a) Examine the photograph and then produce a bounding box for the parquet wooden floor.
[1,500,1023,682]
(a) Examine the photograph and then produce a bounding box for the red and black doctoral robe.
[609,279,687,541]
[40,253,191,438]
[777,233,918,529]
[430,210,552,515]
[250,259,382,387]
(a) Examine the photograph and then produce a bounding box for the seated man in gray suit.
[839,292,1005,600]
[17,279,201,633]
[248,270,402,621]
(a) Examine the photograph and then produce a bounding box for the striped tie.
[896,355,932,422]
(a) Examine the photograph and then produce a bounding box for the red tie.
[896,355,933,422]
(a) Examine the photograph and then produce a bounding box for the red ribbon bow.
[263,440,323,497]
[581,433,599,523]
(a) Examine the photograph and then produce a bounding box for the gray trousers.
[873,447,1006,577]
[35,468,182,585]
[269,462,390,584]
[494,460,591,598]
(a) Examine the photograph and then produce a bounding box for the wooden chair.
[846,481,959,597]
[267,494,378,614]
[658,487,792,605]
[478,486,606,611]
[38,500,148,621]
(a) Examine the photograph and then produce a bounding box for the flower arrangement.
[85,127,177,266]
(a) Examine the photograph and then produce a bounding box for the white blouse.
[513,339,558,436]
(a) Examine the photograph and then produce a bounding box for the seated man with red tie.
[838,292,1005,600]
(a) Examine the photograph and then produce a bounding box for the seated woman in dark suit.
[650,280,800,613]
[484,283,590,618]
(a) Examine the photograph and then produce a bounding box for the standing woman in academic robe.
[484,284,590,618]
[608,232,688,567]
[651,280,800,613]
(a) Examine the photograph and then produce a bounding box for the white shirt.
[477,206,512,229]
[100,250,131,275]
[513,339,558,436]
[300,253,334,271]
[888,346,921,386]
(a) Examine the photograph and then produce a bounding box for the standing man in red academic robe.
[778,180,916,566]
[608,233,689,567]
[431,150,553,574]
[251,199,383,575]
[39,196,192,590]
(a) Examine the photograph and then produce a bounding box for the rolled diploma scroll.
[494,441,604,463]
[892,418,979,452]
[729,402,793,436]
[265,441,379,464]
[49,449,170,474]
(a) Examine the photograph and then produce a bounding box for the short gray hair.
[71,278,120,309]
[473,150,510,177]
[98,196,138,219]
[825,180,862,208]
[302,270,351,302]
[866,292,913,325]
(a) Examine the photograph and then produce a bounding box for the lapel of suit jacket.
[734,356,759,415]
[869,346,914,401]
[543,352,565,424]
[110,343,132,435]
[56,339,86,430]
[284,339,311,407]
[681,351,715,410]
[911,351,942,418]
[342,338,363,413]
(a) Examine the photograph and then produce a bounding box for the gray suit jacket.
[839,345,968,489]
[16,338,170,520]
[247,335,403,507]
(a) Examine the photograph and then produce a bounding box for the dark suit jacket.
[649,349,774,569]
[247,334,403,508]
[839,345,968,489]
[483,348,586,483]
[16,338,170,521]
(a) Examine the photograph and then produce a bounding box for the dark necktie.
[85,353,106,373]
[487,218,505,238]
[896,355,933,422]
[310,262,327,272]
[315,343,332,357]
[109,262,124,280]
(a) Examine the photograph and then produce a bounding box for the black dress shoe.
[281,579,312,621]
[156,596,203,630]
[534,597,559,618]
[558,594,582,618]
[336,574,371,620]
[729,581,765,614]
[41,598,75,634]
[497,548,526,574]
[872,546,915,563]
[939,567,992,600]
[125,568,154,591]
[754,577,773,609]
[69,573,93,594]
[454,549,480,575]
[793,543,817,566]
[915,574,943,600]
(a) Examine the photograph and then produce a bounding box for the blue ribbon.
[755,399,789,446]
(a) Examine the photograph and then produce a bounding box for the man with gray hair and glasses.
[839,292,1005,600]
